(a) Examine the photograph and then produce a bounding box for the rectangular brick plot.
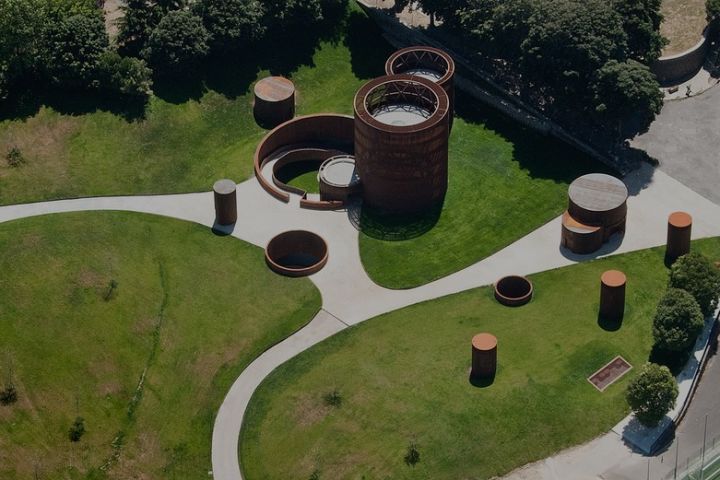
[587,356,632,392]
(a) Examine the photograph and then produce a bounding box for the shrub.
[68,416,85,442]
[653,288,704,352]
[0,383,17,405]
[97,51,152,97]
[404,441,420,466]
[669,252,720,316]
[322,389,342,407]
[626,363,678,427]
[142,10,209,73]
[195,0,265,52]
[6,147,25,167]
[708,0,720,21]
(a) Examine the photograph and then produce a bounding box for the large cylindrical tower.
[385,46,455,129]
[354,74,450,213]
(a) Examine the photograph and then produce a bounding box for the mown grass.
[661,0,708,55]
[241,238,720,480]
[0,211,321,479]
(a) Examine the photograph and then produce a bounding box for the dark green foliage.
[670,252,720,316]
[404,441,420,466]
[322,389,342,407]
[263,0,346,27]
[195,0,265,52]
[117,0,163,57]
[308,470,320,480]
[520,0,628,94]
[97,51,153,97]
[0,0,46,99]
[592,60,664,128]
[142,11,210,73]
[41,12,109,89]
[68,416,86,442]
[626,363,678,427]
[652,288,704,352]
[708,0,720,21]
[613,0,666,63]
[5,147,25,167]
[0,383,17,405]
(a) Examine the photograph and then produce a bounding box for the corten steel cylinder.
[471,333,498,378]
[253,76,295,129]
[213,179,237,225]
[600,270,627,320]
[666,211,693,261]
[567,173,628,229]
[265,230,328,277]
[385,46,456,130]
[354,75,450,214]
[561,211,604,254]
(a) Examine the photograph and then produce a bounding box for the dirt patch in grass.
[293,394,332,428]
[661,0,708,55]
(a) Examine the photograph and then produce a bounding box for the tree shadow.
[649,345,692,376]
[469,372,495,388]
[597,313,623,332]
[347,200,443,241]
[343,9,394,80]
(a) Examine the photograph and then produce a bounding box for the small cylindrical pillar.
[600,270,626,320]
[666,211,692,261]
[253,76,295,128]
[213,179,237,225]
[471,333,497,378]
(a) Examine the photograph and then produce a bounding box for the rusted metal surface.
[471,333,498,379]
[666,211,693,261]
[265,230,328,277]
[494,275,533,307]
[213,179,237,225]
[385,46,455,129]
[354,74,450,214]
[600,270,627,320]
[318,155,362,202]
[254,76,296,128]
[588,356,632,392]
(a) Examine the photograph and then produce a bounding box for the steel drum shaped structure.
[354,74,450,214]
[385,46,455,129]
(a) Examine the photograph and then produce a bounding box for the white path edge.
[1,163,719,480]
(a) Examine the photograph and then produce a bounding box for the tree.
[708,0,720,21]
[142,10,210,73]
[459,0,534,58]
[653,288,705,352]
[195,0,265,52]
[68,416,86,442]
[41,11,109,89]
[592,59,663,133]
[117,0,163,57]
[626,363,678,427]
[613,0,666,63]
[0,0,46,98]
[669,252,720,316]
[262,0,346,27]
[97,51,152,97]
[520,0,628,96]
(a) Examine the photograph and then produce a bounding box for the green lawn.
[0,212,321,479]
[241,238,720,480]
[275,160,321,194]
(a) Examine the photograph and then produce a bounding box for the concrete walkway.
[2,161,719,479]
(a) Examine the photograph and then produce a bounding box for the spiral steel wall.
[354,75,450,213]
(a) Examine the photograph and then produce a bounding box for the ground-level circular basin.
[265,230,328,277]
[494,275,533,307]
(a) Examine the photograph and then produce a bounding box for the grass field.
[661,0,708,55]
[0,212,321,479]
[241,238,720,480]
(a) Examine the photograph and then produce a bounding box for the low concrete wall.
[652,20,718,85]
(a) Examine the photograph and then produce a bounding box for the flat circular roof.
[669,211,692,228]
[568,173,628,213]
[254,76,295,102]
[319,155,360,188]
[472,333,498,351]
[371,103,432,126]
[213,179,236,195]
[601,270,627,288]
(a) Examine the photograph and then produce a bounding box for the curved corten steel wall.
[385,46,456,129]
[651,20,718,85]
[494,275,533,307]
[354,75,450,214]
[254,114,355,205]
[271,148,345,196]
[265,230,329,277]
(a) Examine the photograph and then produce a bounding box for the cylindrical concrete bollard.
[666,211,692,261]
[471,333,497,378]
[253,76,295,128]
[600,270,626,320]
[213,179,237,225]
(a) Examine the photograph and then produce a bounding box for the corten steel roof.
[385,46,455,87]
[254,76,295,102]
[669,211,693,228]
[354,74,449,134]
[561,211,602,234]
[601,270,627,288]
[568,173,628,213]
[472,333,498,351]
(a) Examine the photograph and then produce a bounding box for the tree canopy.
[593,59,664,125]
[669,252,720,316]
[626,363,678,427]
[652,288,705,352]
[142,10,210,73]
[195,0,265,52]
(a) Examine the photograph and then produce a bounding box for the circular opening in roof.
[364,78,439,127]
[386,47,453,85]
[494,276,533,307]
[265,231,328,277]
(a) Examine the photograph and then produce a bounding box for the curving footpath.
[1,163,720,480]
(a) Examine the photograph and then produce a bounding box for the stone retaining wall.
[652,20,719,85]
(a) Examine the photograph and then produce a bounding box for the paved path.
[2,161,719,479]
[632,82,720,206]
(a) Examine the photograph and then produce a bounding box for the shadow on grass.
[597,314,623,332]
[343,9,394,80]
[469,372,495,388]
[649,345,693,376]
[348,200,443,241]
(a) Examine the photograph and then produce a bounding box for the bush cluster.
[669,252,720,316]
[626,363,678,427]
[68,416,86,442]
[652,288,704,352]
